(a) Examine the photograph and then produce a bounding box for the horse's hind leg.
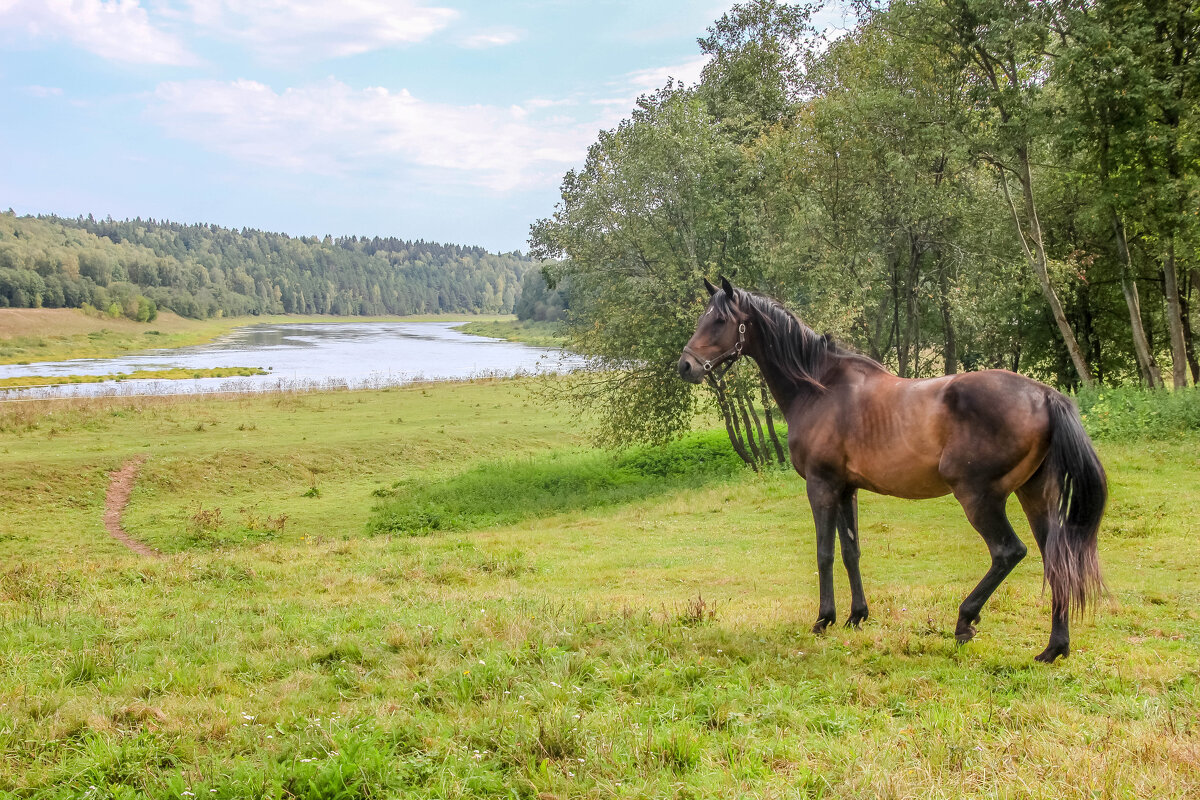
[953,488,1028,644]
[1016,470,1071,662]
[838,489,868,627]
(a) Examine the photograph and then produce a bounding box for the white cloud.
[622,4,727,45]
[459,29,522,49]
[524,97,573,109]
[182,0,458,61]
[590,55,710,109]
[24,85,64,97]
[624,56,710,94]
[0,0,197,65]
[811,2,859,41]
[142,50,724,193]
[147,78,599,191]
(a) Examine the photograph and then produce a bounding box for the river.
[0,321,582,399]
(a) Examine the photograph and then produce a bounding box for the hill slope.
[0,211,532,319]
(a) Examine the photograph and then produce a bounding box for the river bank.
[0,319,579,399]
[0,308,514,366]
[453,318,565,348]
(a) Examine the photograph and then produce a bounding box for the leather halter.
[682,321,746,379]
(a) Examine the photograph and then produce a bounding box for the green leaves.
[537,0,1198,412]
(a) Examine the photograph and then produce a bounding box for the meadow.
[0,368,269,391]
[452,320,564,349]
[0,378,1197,799]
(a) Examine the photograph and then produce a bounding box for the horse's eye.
[714,316,726,326]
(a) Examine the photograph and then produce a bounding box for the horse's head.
[678,276,748,384]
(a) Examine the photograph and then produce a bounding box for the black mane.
[712,288,881,388]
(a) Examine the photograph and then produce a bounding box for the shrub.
[1074,386,1200,440]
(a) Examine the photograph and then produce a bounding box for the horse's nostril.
[678,358,691,377]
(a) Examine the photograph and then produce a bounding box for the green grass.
[0,379,1198,798]
[367,430,743,535]
[0,366,268,389]
[454,318,566,348]
[1076,384,1200,440]
[0,311,277,365]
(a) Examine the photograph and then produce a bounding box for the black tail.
[1043,393,1107,618]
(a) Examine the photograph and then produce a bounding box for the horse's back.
[937,370,1054,494]
[815,367,1054,499]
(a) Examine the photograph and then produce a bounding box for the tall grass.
[367,430,745,535]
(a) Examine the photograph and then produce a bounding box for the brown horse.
[677,277,1106,662]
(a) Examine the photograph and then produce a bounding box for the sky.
[0,0,757,253]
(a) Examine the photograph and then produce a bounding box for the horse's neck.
[749,324,828,415]
[753,356,818,414]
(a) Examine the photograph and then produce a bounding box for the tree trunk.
[1111,212,1164,388]
[742,384,773,468]
[1162,238,1190,388]
[709,377,756,470]
[998,155,1094,386]
[1157,13,1193,388]
[868,296,890,363]
[889,246,907,378]
[905,235,923,378]
[734,387,766,466]
[1185,268,1200,384]
[937,254,957,374]
[760,382,787,466]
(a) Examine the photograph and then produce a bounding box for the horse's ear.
[703,277,718,296]
[720,275,736,300]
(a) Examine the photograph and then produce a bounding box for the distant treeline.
[0,211,534,320]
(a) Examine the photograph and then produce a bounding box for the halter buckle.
[685,321,746,376]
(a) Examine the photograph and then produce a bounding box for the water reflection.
[0,322,581,399]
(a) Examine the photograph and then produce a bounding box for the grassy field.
[453,318,565,348]
[0,309,512,366]
[0,379,1197,798]
[0,367,269,390]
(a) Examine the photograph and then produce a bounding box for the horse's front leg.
[807,479,839,633]
[838,488,868,627]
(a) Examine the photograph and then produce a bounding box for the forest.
[0,212,533,320]
[532,0,1199,458]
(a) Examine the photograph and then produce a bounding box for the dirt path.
[104,455,161,558]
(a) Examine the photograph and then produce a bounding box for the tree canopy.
[533,0,1199,455]
[0,212,534,320]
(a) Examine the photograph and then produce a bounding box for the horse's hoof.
[812,617,834,634]
[954,625,976,644]
[1034,643,1069,663]
[845,610,868,629]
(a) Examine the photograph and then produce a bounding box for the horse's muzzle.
[677,355,703,384]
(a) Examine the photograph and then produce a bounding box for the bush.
[1074,386,1200,440]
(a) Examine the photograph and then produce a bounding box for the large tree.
[531,88,743,447]
[880,0,1097,385]
[537,0,1198,453]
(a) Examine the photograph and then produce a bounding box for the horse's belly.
[848,461,951,500]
